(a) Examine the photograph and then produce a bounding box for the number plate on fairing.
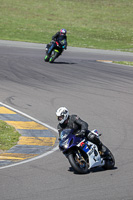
[82,144,90,154]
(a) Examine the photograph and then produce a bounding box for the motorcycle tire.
[68,152,88,174]
[49,51,59,63]
[49,56,55,63]
[44,55,49,62]
[102,146,115,170]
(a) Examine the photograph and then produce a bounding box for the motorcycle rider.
[56,107,107,156]
[46,29,67,57]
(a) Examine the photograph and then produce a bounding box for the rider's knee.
[87,132,95,141]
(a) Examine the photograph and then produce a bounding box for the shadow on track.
[68,166,117,175]
[52,61,76,65]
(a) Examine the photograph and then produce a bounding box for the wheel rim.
[74,153,88,170]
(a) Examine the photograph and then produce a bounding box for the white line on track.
[0,102,59,170]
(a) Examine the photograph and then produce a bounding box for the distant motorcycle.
[59,129,115,174]
[44,40,66,63]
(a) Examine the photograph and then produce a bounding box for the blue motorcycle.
[59,129,115,174]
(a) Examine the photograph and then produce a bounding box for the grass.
[0,0,133,52]
[0,120,20,151]
[113,61,133,66]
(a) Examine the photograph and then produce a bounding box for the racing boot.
[98,143,109,157]
[87,132,108,157]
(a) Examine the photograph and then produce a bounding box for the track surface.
[0,41,133,200]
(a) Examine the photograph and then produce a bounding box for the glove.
[51,40,56,43]
[81,130,86,135]
[62,45,67,49]
[75,130,86,137]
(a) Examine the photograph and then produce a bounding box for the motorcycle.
[44,40,66,63]
[59,129,115,174]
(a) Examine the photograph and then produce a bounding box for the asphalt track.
[0,40,133,200]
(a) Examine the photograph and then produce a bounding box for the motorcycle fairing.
[83,141,104,168]
[54,49,59,53]
[91,129,101,138]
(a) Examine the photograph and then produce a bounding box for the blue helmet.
[60,29,67,36]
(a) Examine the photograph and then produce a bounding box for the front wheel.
[49,56,55,63]
[68,151,88,174]
[44,55,49,62]
[49,51,59,63]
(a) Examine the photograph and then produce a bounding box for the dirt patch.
[0,149,6,154]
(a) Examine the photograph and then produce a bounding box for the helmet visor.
[60,31,66,36]
[58,115,64,121]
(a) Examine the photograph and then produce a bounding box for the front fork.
[75,150,89,168]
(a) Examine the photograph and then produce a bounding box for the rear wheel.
[68,150,89,174]
[102,146,115,170]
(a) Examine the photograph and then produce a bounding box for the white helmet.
[56,107,69,124]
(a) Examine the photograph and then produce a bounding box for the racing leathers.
[47,31,67,55]
[57,115,103,152]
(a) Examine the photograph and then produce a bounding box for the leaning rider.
[46,29,67,56]
[56,107,108,156]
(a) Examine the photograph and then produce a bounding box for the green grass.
[0,0,133,52]
[0,120,20,151]
[113,61,133,66]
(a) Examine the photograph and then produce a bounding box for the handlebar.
[55,41,65,49]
